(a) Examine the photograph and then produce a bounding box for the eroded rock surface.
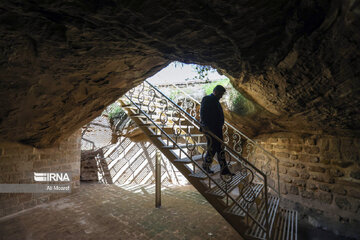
[0,0,359,147]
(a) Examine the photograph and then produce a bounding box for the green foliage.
[169,89,182,100]
[203,79,255,115]
[105,103,125,121]
[193,65,212,81]
[171,61,256,116]
[203,79,230,95]
[228,90,254,115]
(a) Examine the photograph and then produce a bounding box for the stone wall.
[0,130,81,218]
[251,133,360,238]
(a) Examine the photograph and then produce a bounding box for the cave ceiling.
[0,0,359,147]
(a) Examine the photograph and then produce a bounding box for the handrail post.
[155,149,161,208]
[264,176,270,240]
[277,158,281,197]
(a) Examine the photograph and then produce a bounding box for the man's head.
[213,85,226,100]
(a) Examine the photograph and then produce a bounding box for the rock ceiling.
[0,0,359,147]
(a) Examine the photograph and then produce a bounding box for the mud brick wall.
[0,130,81,218]
[251,133,360,238]
[80,150,99,182]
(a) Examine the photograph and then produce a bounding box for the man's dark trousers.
[204,127,228,172]
[200,93,229,173]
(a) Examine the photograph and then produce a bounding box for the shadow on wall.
[80,115,188,186]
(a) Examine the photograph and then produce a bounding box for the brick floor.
[1,182,351,240]
[0,183,241,240]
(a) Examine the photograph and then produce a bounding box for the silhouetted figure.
[200,85,234,176]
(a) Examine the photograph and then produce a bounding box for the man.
[200,85,234,176]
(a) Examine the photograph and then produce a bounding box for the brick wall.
[0,130,81,218]
[251,133,360,237]
[81,150,99,181]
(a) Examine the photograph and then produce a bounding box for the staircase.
[118,80,297,240]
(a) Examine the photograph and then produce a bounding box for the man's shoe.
[221,169,235,176]
[202,164,214,174]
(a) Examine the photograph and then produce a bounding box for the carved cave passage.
[0,0,359,239]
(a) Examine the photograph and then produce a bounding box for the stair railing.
[167,83,281,196]
[122,80,276,239]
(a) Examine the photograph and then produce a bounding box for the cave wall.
[0,130,81,217]
[0,0,359,236]
[251,133,360,238]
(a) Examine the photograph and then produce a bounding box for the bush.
[228,89,254,115]
[105,103,126,122]
[203,79,230,95]
[203,79,255,116]
[104,102,127,126]
[169,89,182,101]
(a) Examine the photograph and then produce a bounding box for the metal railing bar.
[226,149,278,194]
[168,83,281,196]
[145,80,266,179]
[169,83,279,164]
[124,95,266,232]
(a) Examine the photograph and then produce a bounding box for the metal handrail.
[168,83,281,196]
[146,80,266,178]
[124,95,267,233]
[125,80,275,237]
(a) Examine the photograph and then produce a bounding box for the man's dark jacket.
[200,93,224,136]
